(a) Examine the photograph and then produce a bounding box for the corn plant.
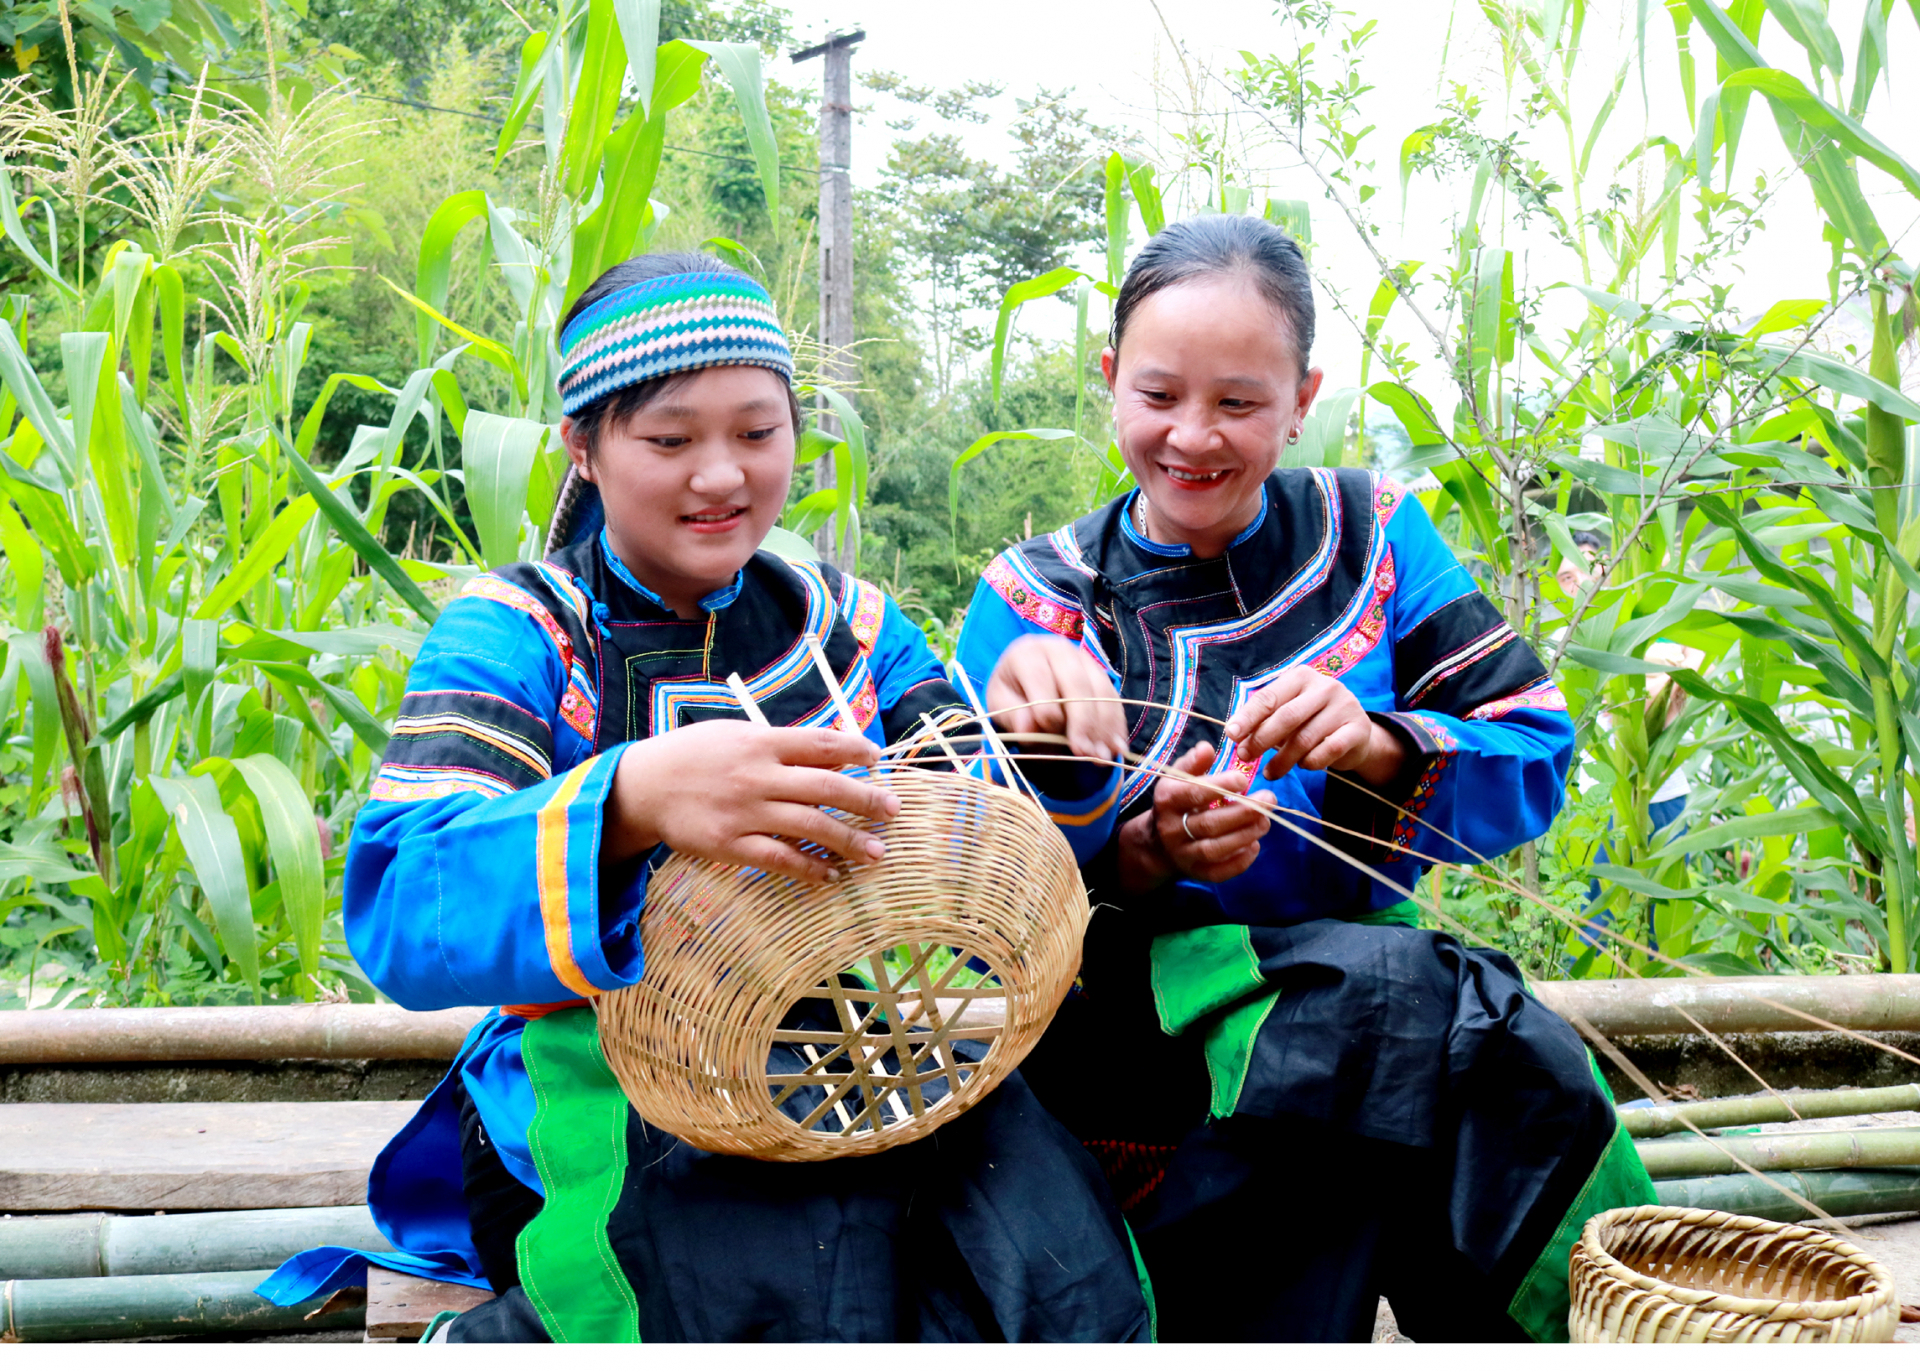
[973,0,1920,976]
[0,11,790,1005]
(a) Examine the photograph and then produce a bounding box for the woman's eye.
[742,426,778,441]
[1140,389,1174,403]
[650,435,690,449]
[1220,398,1253,411]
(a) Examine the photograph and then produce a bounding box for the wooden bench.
[0,1101,418,1212]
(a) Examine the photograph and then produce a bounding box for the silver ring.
[1181,811,1197,842]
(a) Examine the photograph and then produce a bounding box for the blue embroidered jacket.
[953,469,1575,924]
[261,536,1120,1304]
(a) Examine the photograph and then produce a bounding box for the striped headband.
[557,271,793,416]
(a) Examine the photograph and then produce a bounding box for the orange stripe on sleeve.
[536,760,602,999]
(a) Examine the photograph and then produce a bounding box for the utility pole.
[792,28,863,567]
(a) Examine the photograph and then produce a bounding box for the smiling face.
[1101,274,1324,559]
[561,365,795,618]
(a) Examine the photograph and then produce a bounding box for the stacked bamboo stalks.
[0,1207,387,1340]
[1633,1083,1920,1224]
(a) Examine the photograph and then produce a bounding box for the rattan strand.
[594,761,1090,1161]
[1568,1205,1899,1342]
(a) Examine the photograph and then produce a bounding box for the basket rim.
[1575,1204,1896,1323]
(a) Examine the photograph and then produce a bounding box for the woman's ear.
[1295,365,1326,417]
[1099,346,1118,389]
[559,416,596,485]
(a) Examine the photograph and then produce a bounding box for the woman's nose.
[1165,402,1222,455]
[688,454,747,495]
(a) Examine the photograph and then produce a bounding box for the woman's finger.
[1241,675,1334,763]
[1264,704,1349,778]
[1299,719,1374,774]
[725,833,838,885]
[1056,652,1127,759]
[1189,849,1263,884]
[770,727,882,771]
[1225,673,1306,753]
[754,800,888,866]
[1179,798,1269,841]
[762,767,901,823]
[1184,825,1267,868]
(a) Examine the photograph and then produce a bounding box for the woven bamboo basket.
[594,761,1091,1161]
[1569,1205,1898,1342]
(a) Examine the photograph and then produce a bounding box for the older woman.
[962,216,1653,1342]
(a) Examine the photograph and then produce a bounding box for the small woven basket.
[1569,1205,1898,1343]
[595,763,1090,1161]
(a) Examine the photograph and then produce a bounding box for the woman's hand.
[985,634,1129,761]
[1118,742,1270,892]
[1223,667,1406,787]
[605,721,901,883]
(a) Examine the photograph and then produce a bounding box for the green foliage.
[9,0,1917,1004]
[968,0,1920,978]
[0,3,789,1004]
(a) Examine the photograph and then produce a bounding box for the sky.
[766,0,1920,399]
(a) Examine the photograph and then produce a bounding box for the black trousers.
[443,1070,1150,1343]
[1018,912,1622,1343]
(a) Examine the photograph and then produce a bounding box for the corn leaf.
[947,428,1075,549]
[271,427,442,624]
[688,42,779,223]
[613,0,661,116]
[149,772,261,997]
[232,754,325,982]
[413,191,488,367]
[1761,0,1846,82]
[495,30,551,169]
[463,409,557,568]
[560,0,629,200]
[990,267,1087,411]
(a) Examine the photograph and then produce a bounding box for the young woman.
[960,216,1655,1343]
[261,254,1150,1343]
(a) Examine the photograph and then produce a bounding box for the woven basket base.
[1570,1204,1899,1343]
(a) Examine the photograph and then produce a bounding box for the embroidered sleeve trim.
[460,574,575,673]
[1403,621,1519,707]
[369,765,519,802]
[840,574,887,650]
[1467,678,1570,721]
[984,551,1085,639]
[1308,547,1397,678]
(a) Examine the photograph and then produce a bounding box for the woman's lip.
[1156,462,1232,484]
[681,507,747,532]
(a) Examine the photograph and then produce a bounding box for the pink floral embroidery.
[847,673,880,730]
[1375,477,1408,522]
[1309,549,1397,678]
[461,575,574,670]
[560,684,597,741]
[1468,680,1569,721]
[843,576,887,650]
[985,555,1084,639]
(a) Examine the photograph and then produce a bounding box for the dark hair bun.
[1111,216,1315,371]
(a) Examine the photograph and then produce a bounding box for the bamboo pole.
[1620,1083,1920,1138]
[0,1206,388,1280]
[1652,1168,1920,1224]
[0,979,1914,1067]
[0,1004,487,1063]
[1533,974,1920,1036]
[1636,1127,1920,1179]
[0,1269,362,1341]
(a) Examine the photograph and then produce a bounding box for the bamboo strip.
[1637,1127,1920,1179]
[1623,1083,1920,1139]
